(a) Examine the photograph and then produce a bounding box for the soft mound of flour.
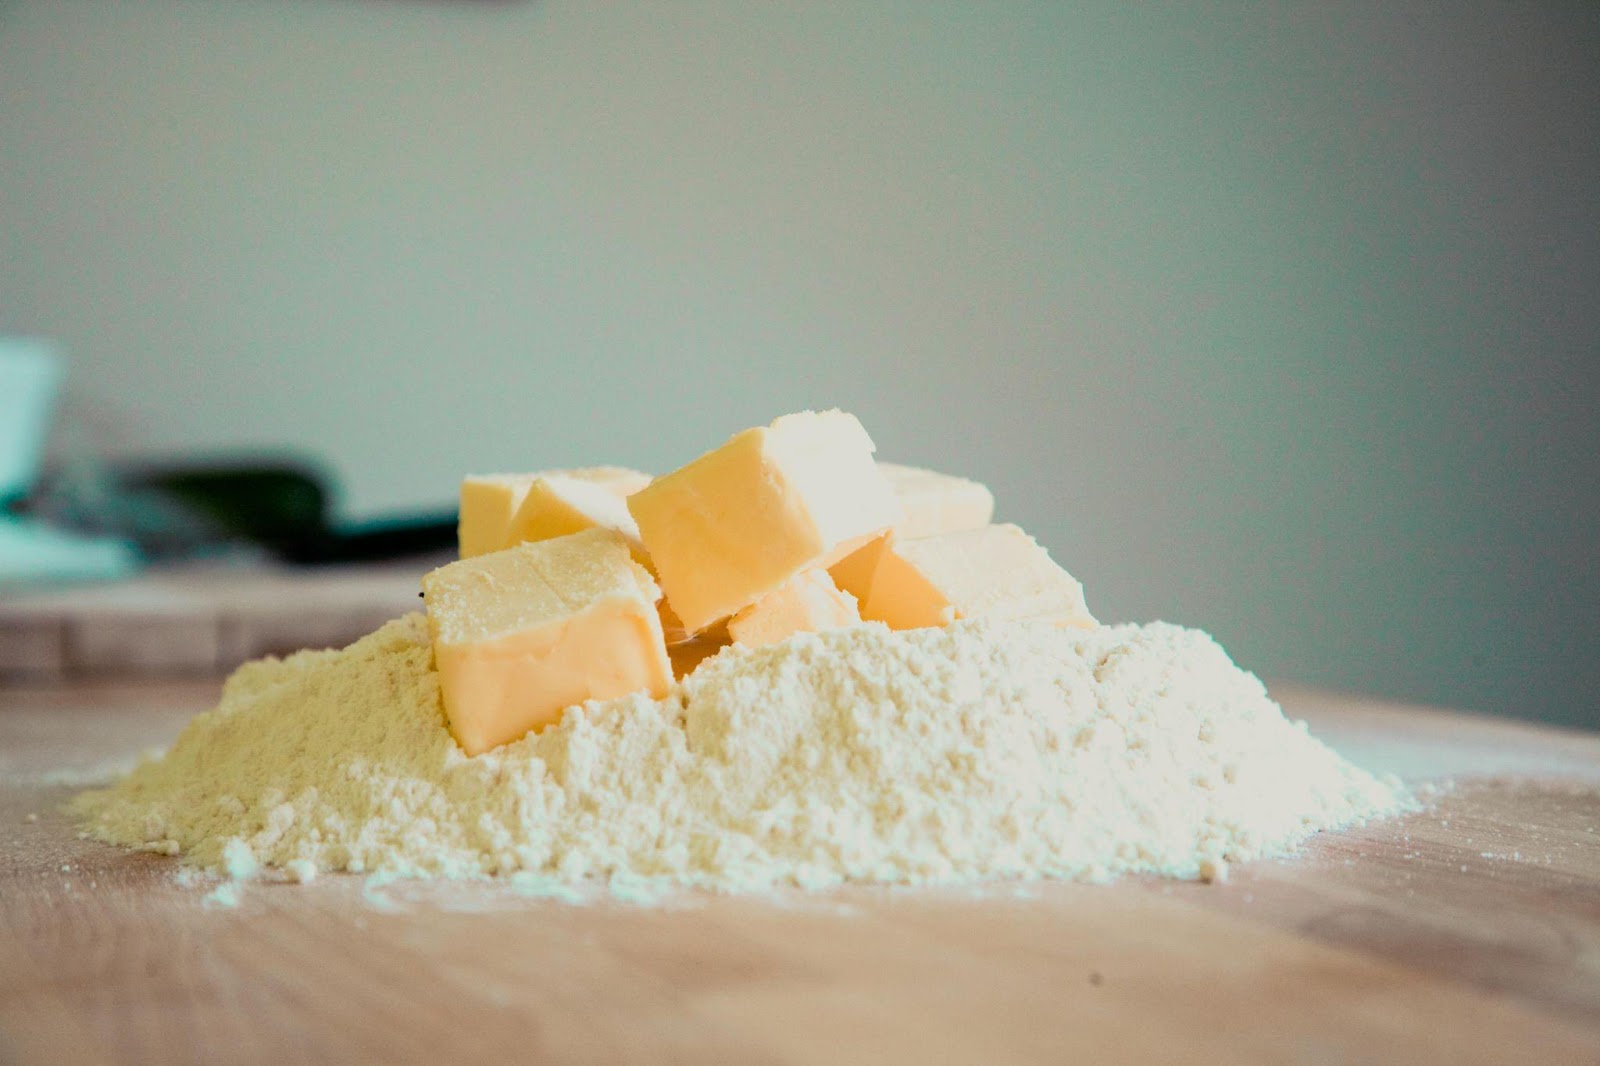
[74,614,1402,894]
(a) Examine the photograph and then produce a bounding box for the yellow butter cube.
[859,524,1096,631]
[422,529,672,755]
[628,410,898,633]
[727,569,861,648]
[457,467,650,559]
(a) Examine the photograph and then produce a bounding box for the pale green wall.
[2,2,1596,725]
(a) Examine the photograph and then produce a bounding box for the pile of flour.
[74,614,1402,895]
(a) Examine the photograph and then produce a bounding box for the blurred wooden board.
[1,683,1598,1064]
[0,559,445,681]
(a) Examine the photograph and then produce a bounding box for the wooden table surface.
[2,679,1598,1065]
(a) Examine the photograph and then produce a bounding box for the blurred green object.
[139,459,457,563]
[2,337,453,582]
[150,466,328,546]
[28,456,456,566]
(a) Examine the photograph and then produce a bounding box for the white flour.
[73,614,1403,895]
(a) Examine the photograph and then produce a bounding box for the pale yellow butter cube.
[727,569,861,648]
[878,462,996,538]
[628,410,898,633]
[859,524,1097,631]
[506,475,648,563]
[829,463,995,602]
[458,474,537,560]
[457,467,650,559]
[422,529,672,755]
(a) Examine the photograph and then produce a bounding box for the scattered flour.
[204,882,241,909]
[73,613,1403,897]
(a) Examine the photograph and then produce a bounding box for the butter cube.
[830,463,995,602]
[727,569,861,648]
[859,524,1097,631]
[458,475,536,559]
[457,467,650,559]
[628,410,898,633]
[506,475,648,563]
[878,462,995,538]
[422,529,672,755]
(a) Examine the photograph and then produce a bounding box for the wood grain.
[2,682,1598,1065]
[0,561,437,682]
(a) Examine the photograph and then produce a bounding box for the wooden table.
[2,680,1598,1064]
[0,561,435,682]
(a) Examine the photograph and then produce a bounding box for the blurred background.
[0,1,1595,726]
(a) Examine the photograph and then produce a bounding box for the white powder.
[73,613,1402,895]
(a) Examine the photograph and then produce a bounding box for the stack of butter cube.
[424,410,1095,755]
